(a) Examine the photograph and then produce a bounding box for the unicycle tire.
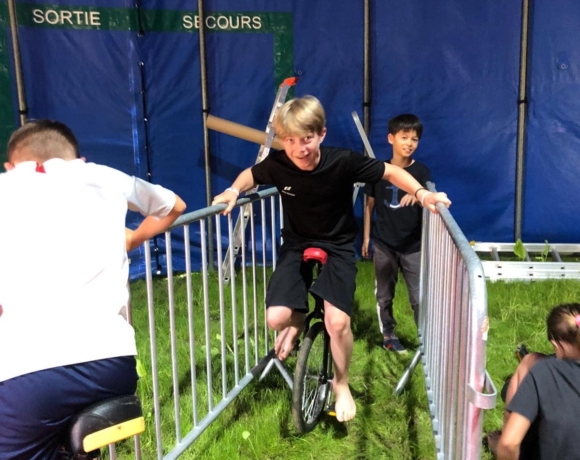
[292,322,331,433]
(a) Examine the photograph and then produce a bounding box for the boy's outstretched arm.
[127,194,187,252]
[212,167,257,215]
[362,195,375,259]
[383,163,451,213]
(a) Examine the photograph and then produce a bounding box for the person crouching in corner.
[495,303,580,460]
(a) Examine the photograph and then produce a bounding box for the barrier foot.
[259,351,276,381]
[273,358,294,391]
[258,349,294,391]
[394,349,422,396]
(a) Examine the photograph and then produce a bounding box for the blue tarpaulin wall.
[0,0,579,277]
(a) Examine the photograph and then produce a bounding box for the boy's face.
[281,128,327,171]
[388,129,419,160]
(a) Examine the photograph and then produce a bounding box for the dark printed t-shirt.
[251,147,384,244]
[363,160,430,254]
[507,358,580,460]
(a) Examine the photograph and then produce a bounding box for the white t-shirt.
[0,158,176,382]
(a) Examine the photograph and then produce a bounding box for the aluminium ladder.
[471,242,580,281]
[222,77,297,282]
[351,111,376,205]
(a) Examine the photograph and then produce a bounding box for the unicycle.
[59,395,145,459]
[291,247,334,433]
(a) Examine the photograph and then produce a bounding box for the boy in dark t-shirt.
[212,96,451,423]
[362,114,430,354]
[494,303,580,460]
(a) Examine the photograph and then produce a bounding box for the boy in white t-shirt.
[0,120,186,460]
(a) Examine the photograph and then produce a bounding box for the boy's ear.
[4,162,14,172]
[387,133,394,145]
[320,127,327,142]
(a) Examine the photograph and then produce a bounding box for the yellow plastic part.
[83,417,145,452]
[326,403,336,417]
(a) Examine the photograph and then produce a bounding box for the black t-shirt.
[363,160,430,254]
[507,358,580,460]
[251,146,385,244]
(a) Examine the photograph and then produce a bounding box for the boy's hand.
[399,193,418,207]
[362,239,371,259]
[421,191,451,213]
[212,188,239,215]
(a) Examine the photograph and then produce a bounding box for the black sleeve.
[506,369,540,423]
[363,182,375,197]
[351,153,385,185]
[251,155,275,186]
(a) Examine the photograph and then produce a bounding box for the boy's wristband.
[420,191,433,207]
[225,187,239,196]
[414,187,427,199]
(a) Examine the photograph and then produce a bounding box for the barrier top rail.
[432,202,485,282]
[168,187,279,230]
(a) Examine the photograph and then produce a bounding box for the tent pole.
[198,0,215,269]
[515,0,530,241]
[7,0,28,125]
[363,0,371,138]
[360,0,371,237]
[134,4,163,274]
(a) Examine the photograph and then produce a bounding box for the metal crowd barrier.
[117,183,497,459]
[121,187,293,459]
[395,185,497,459]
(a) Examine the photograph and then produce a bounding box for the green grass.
[111,263,580,459]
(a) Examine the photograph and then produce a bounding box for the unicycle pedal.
[326,402,336,418]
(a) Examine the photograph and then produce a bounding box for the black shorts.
[266,239,357,316]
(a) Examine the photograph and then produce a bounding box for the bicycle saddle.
[66,394,145,457]
[303,248,328,265]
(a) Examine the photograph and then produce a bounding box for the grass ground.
[114,262,580,459]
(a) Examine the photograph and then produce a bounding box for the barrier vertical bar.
[250,209,260,366]
[227,216,240,385]
[165,233,182,442]
[261,200,269,353]
[144,242,163,460]
[200,219,214,413]
[240,206,250,374]
[184,224,199,426]
[215,216,228,398]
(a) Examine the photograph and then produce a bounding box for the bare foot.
[332,380,356,422]
[274,325,302,361]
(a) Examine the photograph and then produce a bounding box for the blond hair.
[273,95,326,138]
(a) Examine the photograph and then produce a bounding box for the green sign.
[0,3,294,162]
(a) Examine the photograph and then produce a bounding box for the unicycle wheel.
[292,322,332,433]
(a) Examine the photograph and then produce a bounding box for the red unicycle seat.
[303,248,328,265]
